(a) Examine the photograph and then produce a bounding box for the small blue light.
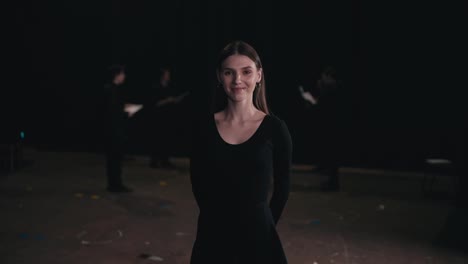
[20,131,25,139]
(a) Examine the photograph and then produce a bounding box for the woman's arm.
[270,119,293,225]
[189,117,206,207]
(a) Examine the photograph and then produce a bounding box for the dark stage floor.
[1,148,467,263]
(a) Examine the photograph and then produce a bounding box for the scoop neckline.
[213,114,269,146]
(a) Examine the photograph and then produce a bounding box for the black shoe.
[310,166,326,173]
[149,160,161,168]
[107,185,133,193]
[160,160,176,169]
[320,181,340,192]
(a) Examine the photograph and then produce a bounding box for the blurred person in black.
[103,64,136,193]
[301,65,343,191]
[434,124,468,251]
[147,65,188,168]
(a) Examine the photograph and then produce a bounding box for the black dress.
[190,114,292,263]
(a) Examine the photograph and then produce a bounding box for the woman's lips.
[232,87,246,92]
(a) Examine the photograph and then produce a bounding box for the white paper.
[124,104,143,116]
[301,91,317,105]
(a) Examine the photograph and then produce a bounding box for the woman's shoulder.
[267,114,288,127]
[265,114,290,137]
[266,114,292,148]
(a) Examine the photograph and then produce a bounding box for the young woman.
[190,40,292,263]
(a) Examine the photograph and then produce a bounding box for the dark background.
[4,0,466,171]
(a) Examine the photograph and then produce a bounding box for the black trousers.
[106,124,127,188]
[149,108,174,163]
[316,115,340,184]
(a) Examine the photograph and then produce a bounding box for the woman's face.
[161,70,171,83]
[114,72,126,85]
[218,54,262,103]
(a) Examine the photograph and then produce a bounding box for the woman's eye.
[223,71,232,76]
[243,70,252,75]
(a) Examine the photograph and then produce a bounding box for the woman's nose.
[234,73,242,83]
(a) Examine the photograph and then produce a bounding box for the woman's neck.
[222,101,258,122]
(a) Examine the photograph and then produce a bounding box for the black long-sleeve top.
[189,113,292,263]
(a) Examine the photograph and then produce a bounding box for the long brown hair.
[214,40,269,114]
